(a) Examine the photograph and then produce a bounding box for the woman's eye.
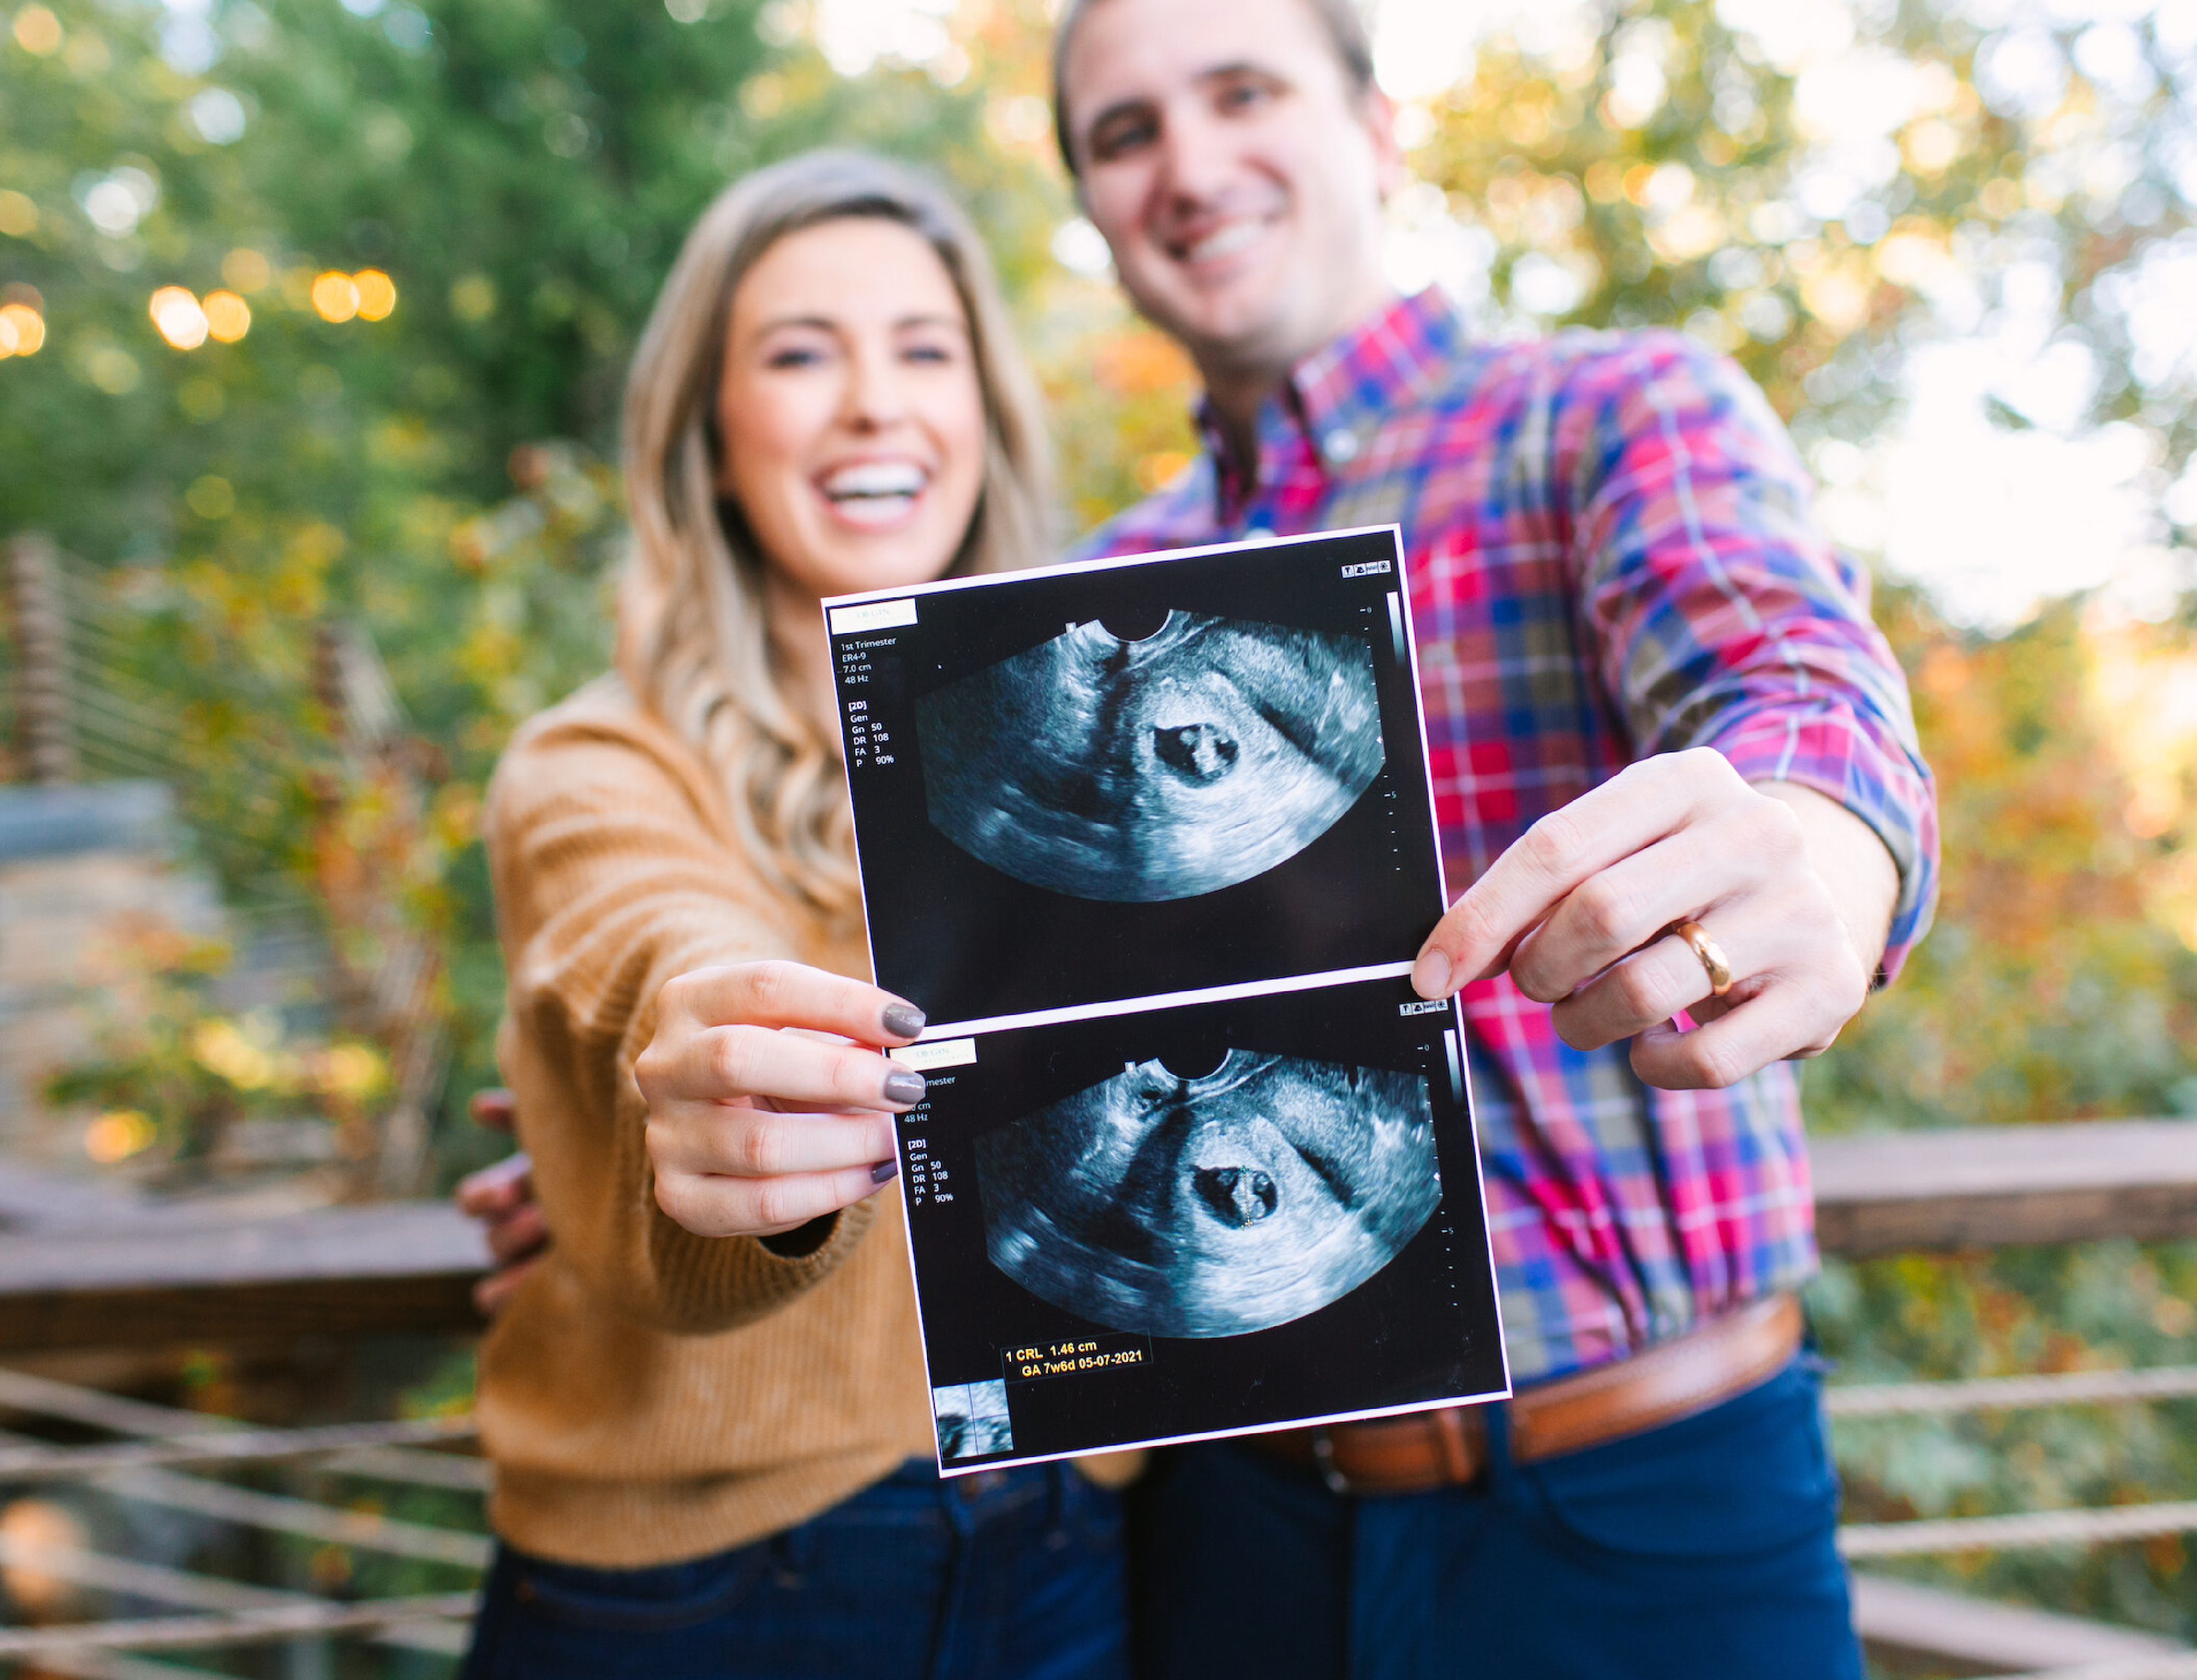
[764,344,826,370]
[903,342,957,365]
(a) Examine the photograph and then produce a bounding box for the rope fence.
[0,1416,477,1481]
[0,1593,480,1659]
[1826,1366,2197,1419]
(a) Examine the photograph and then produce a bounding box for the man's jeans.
[462,1460,1128,1680]
[1130,1354,1862,1680]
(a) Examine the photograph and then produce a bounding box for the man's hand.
[1410,748,1899,1090]
[637,962,927,1240]
[455,1089,549,1316]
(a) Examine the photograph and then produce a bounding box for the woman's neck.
[762,568,841,753]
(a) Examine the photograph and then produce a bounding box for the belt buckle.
[1307,1430,1357,1497]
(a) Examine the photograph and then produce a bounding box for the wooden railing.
[10,1119,2197,1678]
[11,1117,2197,1353]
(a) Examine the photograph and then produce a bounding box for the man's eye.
[1088,114,1156,162]
[1216,79,1273,114]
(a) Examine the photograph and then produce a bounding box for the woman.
[460,150,1129,1680]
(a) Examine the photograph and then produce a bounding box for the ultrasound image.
[974,1053,1439,1338]
[915,612,1382,901]
[933,1380,1013,1459]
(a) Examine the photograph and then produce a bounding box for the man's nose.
[1154,101,1234,208]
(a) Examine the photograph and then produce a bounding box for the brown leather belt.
[1254,1293,1803,1497]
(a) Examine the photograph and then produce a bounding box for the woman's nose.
[840,344,911,431]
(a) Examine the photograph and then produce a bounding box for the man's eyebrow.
[1083,61,1285,139]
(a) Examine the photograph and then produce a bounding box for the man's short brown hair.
[1050,0,1378,177]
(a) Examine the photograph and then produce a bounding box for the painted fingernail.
[881,1001,926,1040]
[871,1158,900,1185]
[1412,948,1453,999]
[883,1068,927,1106]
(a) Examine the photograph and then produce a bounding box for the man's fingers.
[472,1257,542,1319]
[649,1107,897,1182]
[484,1202,550,1265]
[455,1151,533,1215]
[1414,750,1742,996]
[664,960,924,1046]
[654,1162,894,1240]
[1628,982,1847,1090]
[1507,805,1795,1006]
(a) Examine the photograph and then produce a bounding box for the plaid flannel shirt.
[1075,288,1938,1382]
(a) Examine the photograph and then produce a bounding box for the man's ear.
[1363,84,1404,202]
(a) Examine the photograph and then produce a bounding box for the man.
[1048,0,1933,1673]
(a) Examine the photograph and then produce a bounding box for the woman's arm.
[486,687,918,1333]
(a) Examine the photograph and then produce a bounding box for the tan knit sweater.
[475,676,943,1567]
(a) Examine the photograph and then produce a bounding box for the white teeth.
[1185,221,1264,263]
[823,462,927,500]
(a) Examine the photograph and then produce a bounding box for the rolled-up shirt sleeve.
[1564,330,1939,978]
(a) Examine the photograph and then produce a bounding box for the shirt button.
[1321,426,1361,465]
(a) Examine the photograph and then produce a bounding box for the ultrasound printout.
[825,528,1510,1472]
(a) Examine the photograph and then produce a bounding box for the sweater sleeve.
[1561,332,1939,979]
[484,685,878,1336]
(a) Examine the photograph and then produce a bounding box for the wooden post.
[6,531,77,784]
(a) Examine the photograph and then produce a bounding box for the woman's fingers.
[483,1200,551,1266]
[654,1160,895,1240]
[456,1151,533,1216]
[645,1022,925,1112]
[662,959,924,1046]
[649,1105,898,1182]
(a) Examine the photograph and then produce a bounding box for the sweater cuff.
[645,1192,879,1336]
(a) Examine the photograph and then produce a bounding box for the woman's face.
[716,216,988,605]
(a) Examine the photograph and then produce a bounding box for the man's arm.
[1413,333,1935,1088]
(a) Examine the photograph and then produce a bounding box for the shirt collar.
[1196,288,1468,510]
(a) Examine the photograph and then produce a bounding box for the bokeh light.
[0,303,44,359]
[353,269,397,321]
[311,271,360,322]
[83,1108,155,1163]
[0,191,35,237]
[10,4,62,54]
[203,289,251,342]
[221,247,271,292]
[148,286,208,350]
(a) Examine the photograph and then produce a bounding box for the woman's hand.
[1410,749,1898,1090]
[637,961,928,1239]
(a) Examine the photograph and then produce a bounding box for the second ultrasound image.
[894,975,1508,1470]
[975,1053,1438,1337]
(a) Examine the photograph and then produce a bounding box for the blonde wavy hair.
[618,150,1054,922]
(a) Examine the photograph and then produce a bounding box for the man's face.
[1061,0,1400,389]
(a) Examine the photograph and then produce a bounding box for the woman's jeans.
[461,1459,1127,1680]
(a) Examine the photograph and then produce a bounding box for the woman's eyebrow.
[894,312,968,333]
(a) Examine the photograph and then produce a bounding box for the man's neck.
[1189,283,1402,499]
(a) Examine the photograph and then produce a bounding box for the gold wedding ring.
[1674,920,1733,997]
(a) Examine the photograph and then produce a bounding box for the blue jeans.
[462,1460,1128,1680]
[1128,1356,1861,1680]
